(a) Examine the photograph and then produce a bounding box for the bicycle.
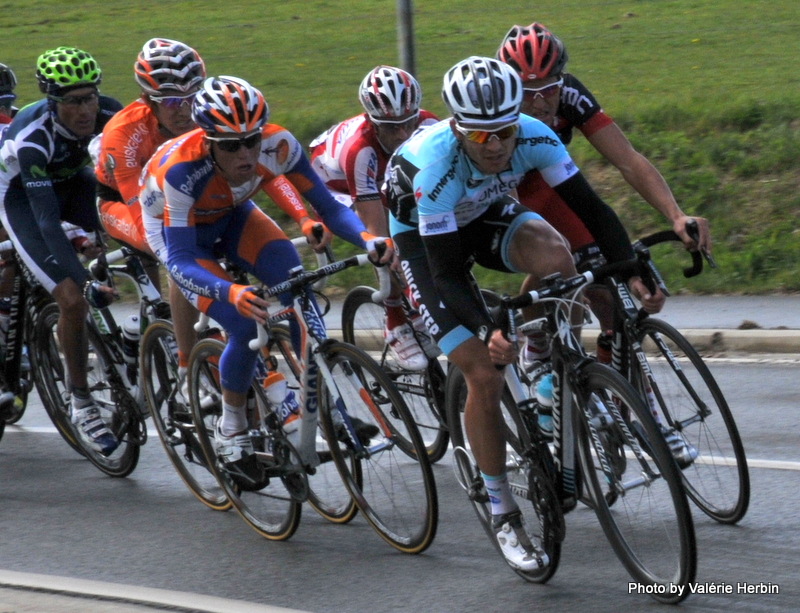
[341,271,449,462]
[138,236,332,513]
[0,241,52,441]
[446,263,697,603]
[597,224,749,524]
[185,250,439,552]
[33,243,164,477]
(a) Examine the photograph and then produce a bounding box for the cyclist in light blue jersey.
[386,56,659,573]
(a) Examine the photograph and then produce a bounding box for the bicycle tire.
[318,341,438,554]
[576,362,696,603]
[264,325,359,524]
[635,317,750,524]
[33,303,140,477]
[140,320,230,511]
[187,337,302,541]
[341,285,449,463]
[445,364,562,583]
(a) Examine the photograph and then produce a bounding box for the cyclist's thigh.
[99,197,151,254]
[216,200,302,299]
[394,229,477,358]
[518,171,595,252]
[461,197,541,274]
[0,185,66,292]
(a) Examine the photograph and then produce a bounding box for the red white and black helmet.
[442,56,522,129]
[496,23,569,80]
[191,76,268,135]
[134,38,206,95]
[358,66,421,123]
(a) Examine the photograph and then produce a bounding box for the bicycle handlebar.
[248,252,378,351]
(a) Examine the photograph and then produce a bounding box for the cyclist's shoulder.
[101,101,158,143]
[149,131,209,177]
[258,123,303,172]
[395,119,456,168]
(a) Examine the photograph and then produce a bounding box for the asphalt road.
[1,356,799,613]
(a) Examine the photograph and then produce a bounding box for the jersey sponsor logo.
[179,160,214,196]
[400,260,440,335]
[419,211,456,236]
[517,134,560,147]
[29,164,47,178]
[414,186,422,202]
[561,85,595,114]
[24,179,52,189]
[124,124,149,168]
[170,265,211,297]
[276,138,289,165]
[429,154,459,202]
[563,160,577,174]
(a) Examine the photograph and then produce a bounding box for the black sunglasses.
[208,133,262,153]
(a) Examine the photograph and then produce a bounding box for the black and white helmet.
[358,66,421,123]
[0,63,16,96]
[441,56,522,129]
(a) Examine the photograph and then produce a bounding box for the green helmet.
[36,46,101,96]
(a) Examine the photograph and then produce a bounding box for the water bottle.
[535,373,554,437]
[263,372,300,447]
[121,315,141,365]
[596,330,612,365]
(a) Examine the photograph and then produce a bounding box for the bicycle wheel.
[32,303,140,477]
[318,341,438,554]
[635,318,749,524]
[576,362,696,603]
[264,325,358,524]
[445,364,562,583]
[187,338,301,541]
[140,320,230,511]
[341,285,449,463]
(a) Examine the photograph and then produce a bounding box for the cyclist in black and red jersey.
[497,23,703,464]
[0,63,18,122]
[496,23,709,362]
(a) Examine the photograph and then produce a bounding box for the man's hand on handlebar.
[300,219,333,254]
[629,276,666,314]
[487,328,517,366]
[229,284,270,324]
[674,215,711,256]
[365,236,398,270]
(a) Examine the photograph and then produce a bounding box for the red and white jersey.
[309,110,438,204]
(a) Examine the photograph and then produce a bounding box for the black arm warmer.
[553,173,634,263]
[421,231,497,340]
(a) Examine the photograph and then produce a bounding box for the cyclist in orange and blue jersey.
[140,76,392,470]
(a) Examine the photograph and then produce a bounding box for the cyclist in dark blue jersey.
[386,56,659,573]
[0,47,123,455]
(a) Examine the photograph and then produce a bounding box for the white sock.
[220,401,247,436]
[482,472,518,516]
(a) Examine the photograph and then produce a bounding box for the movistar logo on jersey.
[419,211,456,236]
[30,164,47,178]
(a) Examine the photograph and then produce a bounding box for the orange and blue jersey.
[140,123,370,393]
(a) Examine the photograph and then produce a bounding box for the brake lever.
[685,219,716,270]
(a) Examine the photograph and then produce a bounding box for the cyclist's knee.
[509,219,574,276]
[53,280,89,321]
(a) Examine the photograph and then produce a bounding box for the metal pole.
[396,0,416,76]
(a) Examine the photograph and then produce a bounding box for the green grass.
[3,0,799,294]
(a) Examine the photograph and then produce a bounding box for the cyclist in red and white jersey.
[310,66,438,371]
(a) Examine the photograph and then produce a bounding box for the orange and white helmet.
[191,76,268,135]
[134,38,205,95]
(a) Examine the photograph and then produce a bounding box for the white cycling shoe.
[493,510,549,572]
[384,322,428,371]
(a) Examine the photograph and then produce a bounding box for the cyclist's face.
[209,137,261,186]
[150,93,197,137]
[520,76,562,126]
[55,87,99,137]
[453,121,516,175]
[373,115,419,152]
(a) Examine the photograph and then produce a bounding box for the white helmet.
[442,56,522,129]
[358,66,421,123]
